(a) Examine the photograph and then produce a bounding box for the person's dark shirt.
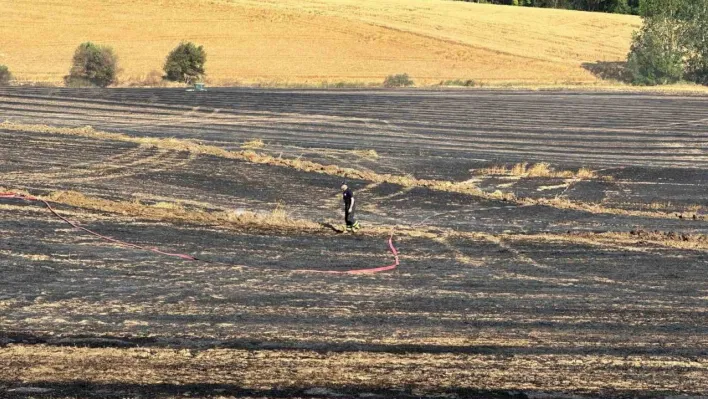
[343,188,354,212]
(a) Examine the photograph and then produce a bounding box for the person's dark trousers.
[345,211,356,227]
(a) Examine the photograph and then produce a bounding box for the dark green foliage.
[0,65,12,86]
[383,74,414,88]
[163,42,206,83]
[683,1,708,84]
[440,79,476,87]
[612,0,632,14]
[626,0,708,86]
[65,42,118,88]
[456,0,640,14]
[627,26,684,85]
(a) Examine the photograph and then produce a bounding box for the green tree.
[626,0,708,85]
[163,42,206,84]
[627,22,684,85]
[683,0,708,84]
[612,0,632,14]
[65,42,118,87]
[383,73,414,87]
[626,0,690,85]
[0,65,12,86]
[463,0,638,14]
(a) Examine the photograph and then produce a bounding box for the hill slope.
[0,0,640,86]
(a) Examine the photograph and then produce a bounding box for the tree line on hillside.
[460,0,640,14]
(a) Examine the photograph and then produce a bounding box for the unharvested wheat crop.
[0,0,640,86]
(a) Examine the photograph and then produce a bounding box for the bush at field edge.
[0,65,12,86]
[64,42,118,88]
[383,73,414,88]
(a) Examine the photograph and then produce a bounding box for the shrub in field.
[0,65,12,86]
[64,42,118,88]
[164,42,206,83]
[626,22,684,85]
[383,73,414,87]
[440,79,476,87]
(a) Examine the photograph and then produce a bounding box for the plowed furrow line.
[3,148,185,184]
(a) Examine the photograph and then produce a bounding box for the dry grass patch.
[120,70,168,87]
[150,201,184,210]
[618,201,703,214]
[0,250,51,262]
[641,201,675,211]
[530,196,702,220]
[476,162,597,179]
[43,188,403,239]
[241,138,265,150]
[490,190,517,201]
[351,149,379,160]
[506,231,708,252]
[45,190,320,234]
[576,167,598,179]
[478,165,509,176]
[537,183,570,192]
[526,162,556,177]
[508,163,526,176]
[429,228,708,253]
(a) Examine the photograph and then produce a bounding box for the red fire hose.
[0,192,398,274]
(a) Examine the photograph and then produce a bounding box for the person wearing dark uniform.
[341,183,360,232]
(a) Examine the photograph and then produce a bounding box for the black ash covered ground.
[0,88,706,399]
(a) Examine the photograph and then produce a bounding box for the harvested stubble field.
[0,0,642,86]
[1,87,707,399]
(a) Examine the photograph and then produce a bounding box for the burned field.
[0,88,707,399]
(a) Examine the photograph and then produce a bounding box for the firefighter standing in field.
[341,183,360,232]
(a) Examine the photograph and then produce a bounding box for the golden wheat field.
[0,0,641,86]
